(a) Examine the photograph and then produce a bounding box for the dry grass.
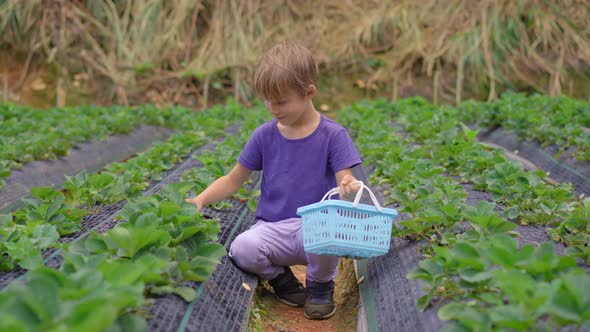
[1,0,589,106]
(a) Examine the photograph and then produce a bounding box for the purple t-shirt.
[238,114,362,222]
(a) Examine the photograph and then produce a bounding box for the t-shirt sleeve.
[238,127,263,171]
[328,128,362,173]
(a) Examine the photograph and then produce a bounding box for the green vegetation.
[0,90,588,330]
[0,102,236,189]
[0,101,268,331]
[456,93,590,161]
[0,182,224,332]
[339,95,590,331]
[0,102,245,272]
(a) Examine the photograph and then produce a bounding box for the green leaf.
[454,242,480,259]
[247,198,258,212]
[85,237,108,253]
[459,268,492,283]
[440,304,490,330]
[493,270,535,301]
[460,123,479,141]
[31,187,61,202]
[183,256,223,282]
[106,314,147,332]
[160,201,181,219]
[441,204,459,217]
[65,208,87,220]
[32,224,59,249]
[417,293,433,311]
[503,206,520,219]
[25,268,63,321]
[438,302,466,321]
[67,298,119,332]
[5,237,43,270]
[174,286,197,302]
[416,258,444,276]
[104,224,170,258]
[0,214,12,227]
[488,246,515,267]
[399,220,426,233]
[490,221,516,234]
[489,305,532,329]
[100,260,147,286]
[190,242,225,259]
[546,281,581,322]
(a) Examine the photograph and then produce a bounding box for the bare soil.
[252,259,359,332]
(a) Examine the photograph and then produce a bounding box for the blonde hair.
[254,41,319,101]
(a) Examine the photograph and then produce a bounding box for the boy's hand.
[185,195,204,212]
[339,174,361,199]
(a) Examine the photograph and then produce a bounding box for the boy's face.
[264,88,314,126]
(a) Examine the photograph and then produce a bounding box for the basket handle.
[320,181,383,212]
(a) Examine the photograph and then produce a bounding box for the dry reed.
[1,0,588,105]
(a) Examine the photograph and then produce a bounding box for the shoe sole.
[303,307,336,320]
[277,298,304,307]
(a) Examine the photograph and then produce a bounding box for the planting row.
[455,93,590,161]
[0,102,227,189]
[339,98,589,331]
[0,102,268,331]
[0,102,249,273]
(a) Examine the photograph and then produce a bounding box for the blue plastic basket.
[296,181,398,259]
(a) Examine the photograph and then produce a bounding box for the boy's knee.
[229,233,265,268]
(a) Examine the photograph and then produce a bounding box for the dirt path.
[253,259,359,332]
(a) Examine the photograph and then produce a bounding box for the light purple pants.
[228,217,339,283]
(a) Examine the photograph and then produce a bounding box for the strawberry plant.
[0,182,227,331]
[0,100,245,189]
[455,93,590,161]
[181,106,269,211]
[339,97,588,331]
[0,267,147,332]
[548,198,590,264]
[0,102,248,273]
[0,187,86,271]
[409,230,590,331]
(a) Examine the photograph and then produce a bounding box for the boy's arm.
[185,162,253,211]
[336,168,361,199]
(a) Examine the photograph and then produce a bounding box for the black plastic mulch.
[142,124,263,331]
[2,122,262,331]
[0,125,172,212]
[0,134,220,289]
[478,126,590,196]
[146,177,260,332]
[355,164,589,332]
[0,200,129,289]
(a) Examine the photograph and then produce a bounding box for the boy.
[185,41,361,320]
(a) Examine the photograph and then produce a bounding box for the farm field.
[0,94,588,331]
[2,1,590,331]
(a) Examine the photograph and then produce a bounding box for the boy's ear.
[306,84,317,98]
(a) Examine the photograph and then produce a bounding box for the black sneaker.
[304,280,336,320]
[268,267,306,307]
